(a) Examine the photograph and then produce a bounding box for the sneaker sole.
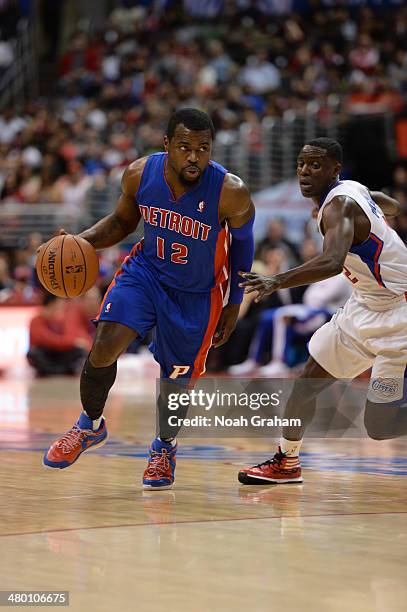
[238,471,303,485]
[142,483,173,490]
[42,431,109,470]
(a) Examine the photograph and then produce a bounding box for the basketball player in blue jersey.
[43,108,255,489]
[238,137,407,485]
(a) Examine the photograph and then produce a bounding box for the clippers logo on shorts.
[371,378,399,399]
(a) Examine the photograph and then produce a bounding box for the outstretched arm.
[240,196,356,301]
[78,159,146,249]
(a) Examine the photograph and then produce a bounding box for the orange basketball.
[35,234,99,298]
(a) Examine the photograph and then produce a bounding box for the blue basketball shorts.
[96,255,224,379]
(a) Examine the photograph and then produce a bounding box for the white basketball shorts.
[308,294,407,403]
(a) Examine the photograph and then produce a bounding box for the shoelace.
[56,425,89,454]
[146,449,171,477]
[255,451,286,469]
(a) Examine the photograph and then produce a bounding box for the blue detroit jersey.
[135,152,229,292]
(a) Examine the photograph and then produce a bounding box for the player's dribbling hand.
[212,303,240,348]
[238,272,280,302]
[36,228,68,255]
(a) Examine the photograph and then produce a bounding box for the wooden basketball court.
[1,368,406,612]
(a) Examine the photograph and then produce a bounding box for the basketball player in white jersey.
[238,138,407,484]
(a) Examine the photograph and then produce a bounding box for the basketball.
[35,234,99,298]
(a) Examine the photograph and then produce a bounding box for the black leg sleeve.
[156,379,190,440]
[80,357,117,420]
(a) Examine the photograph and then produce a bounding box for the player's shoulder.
[340,179,368,192]
[219,172,253,218]
[221,172,250,197]
[125,156,150,177]
[328,179,368,199]
[121,156,150,193]
[323,179,369,211]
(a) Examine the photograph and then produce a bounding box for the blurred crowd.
[26,288,100,377]
[1,2,406,206]
[0,0,22,78]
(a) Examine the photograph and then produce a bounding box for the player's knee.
[90,322,137,367]
[89,339,119,367]
[301,356,335,380]
[299,357,317,378]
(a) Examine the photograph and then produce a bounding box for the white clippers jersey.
[317,180,407,311]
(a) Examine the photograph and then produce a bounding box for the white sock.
[92,417,102,430]
[159,437,177,447]
[84,411,102,431]
[280,438,302,457]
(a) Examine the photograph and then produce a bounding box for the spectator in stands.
[27,293,94,376]
[208,246,305,373]
[393,165,407,192]
[0,39,14,76]
[225,238,319,375]
[1,2,406,209]
[228,274,351,377]
[0,253,13,292]
[24,232,44,267]
[58,160,93,212]
[59,32,101,79]
[0,266,42,305]
[256,219,300,266]
[239,50,281,94]
[0,169,22,202]
[18,164,42,203]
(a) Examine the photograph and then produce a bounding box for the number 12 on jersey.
[157,236,188,265]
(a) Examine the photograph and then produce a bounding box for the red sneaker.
[238,447,303,485]
[43,416,108,469]
[143,438,177,490]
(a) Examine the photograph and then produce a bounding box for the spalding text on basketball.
[43,248,61,291]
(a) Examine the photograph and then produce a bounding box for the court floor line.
[1,510,407,539]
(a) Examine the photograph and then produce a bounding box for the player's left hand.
[212,304,240,348]
[238,272,280,302]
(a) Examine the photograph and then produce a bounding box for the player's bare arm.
[77,158,146,249]
[370,191,401,218]
[213,174,255,347]
[240,195,356,302]
[219,173,255,226]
